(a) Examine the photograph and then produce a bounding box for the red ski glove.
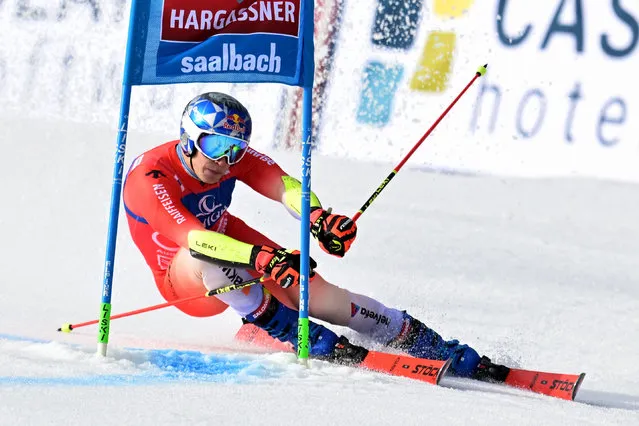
[250,246,317,288]
[310,207,357,257]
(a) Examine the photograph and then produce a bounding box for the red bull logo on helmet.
[222,113,247,133]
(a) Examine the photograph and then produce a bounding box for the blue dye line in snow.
[0,333,279,386]
[0,333,50,344]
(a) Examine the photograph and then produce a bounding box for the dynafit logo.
[161,0,302,42]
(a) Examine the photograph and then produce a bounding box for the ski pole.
[351,64,488,223]
[58,276,265,332]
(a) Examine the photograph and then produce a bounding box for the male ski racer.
[123,92,505,378]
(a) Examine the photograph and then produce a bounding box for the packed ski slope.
[1,116,638,425]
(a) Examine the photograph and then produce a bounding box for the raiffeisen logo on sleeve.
[158,0,302,78]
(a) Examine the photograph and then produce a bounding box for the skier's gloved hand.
[310,207,357,257]
[250,246,317,288]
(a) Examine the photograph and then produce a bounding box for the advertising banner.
[320,0,639,182]
[127,0,314,86]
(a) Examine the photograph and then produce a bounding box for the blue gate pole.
[97,84,132,357]
[298,85,313,365]
[97,0,139,357]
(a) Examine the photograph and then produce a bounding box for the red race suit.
[123,141,291,316]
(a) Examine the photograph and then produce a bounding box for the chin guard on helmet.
[180,132,194,156]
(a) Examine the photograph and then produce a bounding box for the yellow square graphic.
[434,0,474,18]
[410,32,456,92]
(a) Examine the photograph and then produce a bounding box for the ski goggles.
[195,133,249,165]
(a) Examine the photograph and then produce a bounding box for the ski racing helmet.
[179,92,252,165]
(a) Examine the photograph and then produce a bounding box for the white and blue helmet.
[179,92,252,163]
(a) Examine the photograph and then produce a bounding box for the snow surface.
[1,115,638,425]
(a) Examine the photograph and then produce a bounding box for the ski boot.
[472,356,510,383]
[326,336,369,366]
[244,291,338,357]
[387,313,481,377]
